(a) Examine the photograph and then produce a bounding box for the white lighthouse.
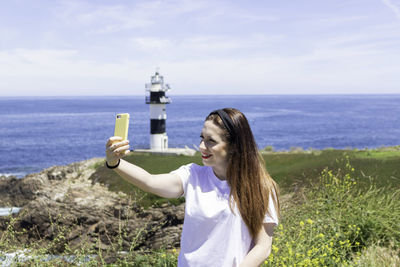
[145,71,171,151]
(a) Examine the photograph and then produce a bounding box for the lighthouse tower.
[145,71,171,151]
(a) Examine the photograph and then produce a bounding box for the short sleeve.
[170,163,193,197]
[263,191,279,225]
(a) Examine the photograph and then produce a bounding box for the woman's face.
[199,120,229,169]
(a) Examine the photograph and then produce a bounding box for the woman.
[105,108,280,267]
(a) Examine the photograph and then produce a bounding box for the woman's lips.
[201,153,212,159]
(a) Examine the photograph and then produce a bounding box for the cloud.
[0,48,130,79]
[55,0,209,34]
[1,37,399,96]
[131,37,173,50]
[1,1,399,95]
[54,0,277,35]
[57,2,153,33]
[127,33,284,60]
[0,48,150,96]
[192,1,277,26]
[0,27,19,43]
[381,0,400,20]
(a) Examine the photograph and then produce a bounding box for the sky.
[0,0,400,96]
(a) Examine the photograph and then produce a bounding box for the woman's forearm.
[114,159,153,193]
[239,244,271,267]
[112,159,183,198]
[105,137,183,198]
[240,223,274,267]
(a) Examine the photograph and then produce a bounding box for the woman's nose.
[199,140,206,150]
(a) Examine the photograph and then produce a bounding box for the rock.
[0,158,185,258]
[146,225,183,249]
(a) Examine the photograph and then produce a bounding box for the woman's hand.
[106,136,130,166]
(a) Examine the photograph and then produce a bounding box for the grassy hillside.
[263,148,400,190]
[2,147,398,266]
[90,147,400,207]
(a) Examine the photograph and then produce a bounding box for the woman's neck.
[212,165,227,181]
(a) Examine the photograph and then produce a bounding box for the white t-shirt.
[171,163,279,267]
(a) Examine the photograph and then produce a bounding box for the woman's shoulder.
[172,163,208,174]
[172,164,210,187]
[186,163,209,174]
[185,164,213,179]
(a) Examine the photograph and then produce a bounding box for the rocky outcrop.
[0,158,184,255]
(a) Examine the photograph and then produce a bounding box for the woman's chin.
[201,159,212,166]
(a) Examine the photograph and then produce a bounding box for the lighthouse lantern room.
[145,71,171,151]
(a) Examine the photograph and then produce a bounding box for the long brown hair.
[206,108,280,239]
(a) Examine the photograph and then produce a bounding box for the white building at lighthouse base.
[134,146,196,156]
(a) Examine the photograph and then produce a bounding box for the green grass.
[90,148,400,207]
[352,147,400,159]
[265,149,400,190]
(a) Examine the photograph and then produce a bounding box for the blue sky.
[0,0,399,96]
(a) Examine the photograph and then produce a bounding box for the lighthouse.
[145,71,171,151]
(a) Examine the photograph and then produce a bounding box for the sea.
[0,94,399,178]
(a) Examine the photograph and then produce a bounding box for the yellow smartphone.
[114,113,130,141]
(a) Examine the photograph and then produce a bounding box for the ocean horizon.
[1,94,399,178]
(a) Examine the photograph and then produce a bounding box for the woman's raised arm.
[106,136,184,199]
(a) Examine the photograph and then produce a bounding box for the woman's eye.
[199,135,216,145]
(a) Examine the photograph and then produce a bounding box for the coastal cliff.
[0,159,184,255]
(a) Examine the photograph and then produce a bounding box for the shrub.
[289,147,304,153]
[264,155,400,266]
[264,146,275,152]
[351,243,400,267]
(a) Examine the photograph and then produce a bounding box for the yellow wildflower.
[289,247,293,256]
